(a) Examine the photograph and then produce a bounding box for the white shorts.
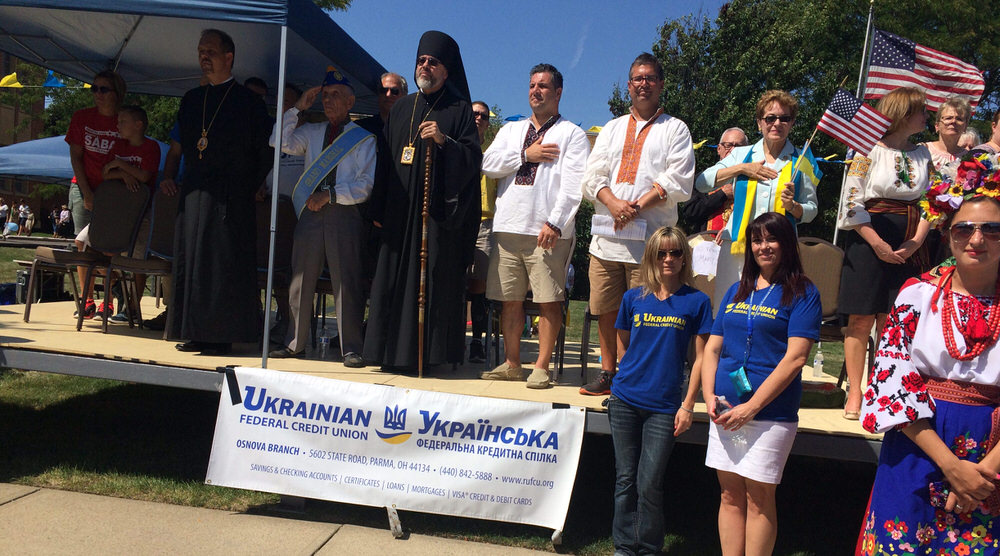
[705,419,797,484]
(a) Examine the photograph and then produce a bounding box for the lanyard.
[744,283,776,366]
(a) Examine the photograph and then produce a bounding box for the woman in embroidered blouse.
[857,163,1000,555]
[922,97,971,170]
[701,212,822,556]
[837,86,933,420]
[695,90,819,312]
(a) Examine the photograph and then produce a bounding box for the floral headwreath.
[921,150,1000,229]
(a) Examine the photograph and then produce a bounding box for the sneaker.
[143,310,168,331]
[526,367,552,389]
[580,371,614,396]
[480,361,524,381]
[109,312,130,324]
[97,300,114,318]
[79,299,97,320]
[468,340,486,363]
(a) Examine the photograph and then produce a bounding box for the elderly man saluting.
[580,52,696,396]
[267,68,375,366]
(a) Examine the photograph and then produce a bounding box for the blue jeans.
[608,395,676,556]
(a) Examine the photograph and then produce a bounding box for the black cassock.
[167,81,272,344]
[363,87,481,370]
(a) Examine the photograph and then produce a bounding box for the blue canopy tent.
[0,135,170,184]
[0,0,388,365]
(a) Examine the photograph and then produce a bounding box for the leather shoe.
[343,352,365,368]
[175,341,205,352]
[269,347,304,359]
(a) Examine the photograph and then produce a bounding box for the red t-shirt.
[65,106,120,190]
[109,137,161,193]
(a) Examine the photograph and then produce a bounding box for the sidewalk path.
[0,484,547,555]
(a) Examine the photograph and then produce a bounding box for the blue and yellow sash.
[290,125,373,218]
[728,145,821,254]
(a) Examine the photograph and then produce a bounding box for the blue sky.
[334,0,729,130]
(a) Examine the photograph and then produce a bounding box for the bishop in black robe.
[363,31,482,371]
[167,79,273,347]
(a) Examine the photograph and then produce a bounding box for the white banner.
[205,367,586,530]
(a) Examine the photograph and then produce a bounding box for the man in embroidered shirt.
[267,68,375,367]
[480,63,589,389]
[580,52,696,396]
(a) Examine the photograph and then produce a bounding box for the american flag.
[817,88,891,156]
[864,29,984,110]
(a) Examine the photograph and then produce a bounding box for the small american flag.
[864,29,984,110]
[817,88,891,157]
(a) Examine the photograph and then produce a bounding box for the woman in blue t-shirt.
[701,212,821,556]
[608,226,713,556]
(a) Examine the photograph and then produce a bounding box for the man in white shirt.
[480,63,589,389]
[580,53,695,396]
[267,67,376,366]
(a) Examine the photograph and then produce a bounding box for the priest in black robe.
[363,31,482,371]
[167,29,272,355]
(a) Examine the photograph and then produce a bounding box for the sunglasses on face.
[761,115,793,124]
[416,56,441,68]
[950,221,1000,241]
[473,111,490,120]
[91,86,114,94]
[379,86,401,96]
[657,248,684,260]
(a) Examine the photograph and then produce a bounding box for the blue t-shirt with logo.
[711,281,821,422]
[611,285,713,413]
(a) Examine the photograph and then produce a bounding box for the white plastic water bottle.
[716,395,747,446]
[812,350,824,378]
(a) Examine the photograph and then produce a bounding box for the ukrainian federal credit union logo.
[376,405,411,444]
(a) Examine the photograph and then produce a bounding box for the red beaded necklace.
[932,266,1000,361]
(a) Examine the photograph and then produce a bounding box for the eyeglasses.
[417,56,441,68]
[761,115,793,124]
[91,86,114,94]
[379,86,401,96]
[719,141,747,149]
[473,111,490,120]
[657,248,684,259]
[950,221,1000,241]
[629,75,660,85]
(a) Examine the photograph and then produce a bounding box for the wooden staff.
[418,143,432,378]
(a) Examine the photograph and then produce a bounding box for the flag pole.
[833,0,876,245]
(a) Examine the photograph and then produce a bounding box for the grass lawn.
[0,245,35,284]
[0,369,874,554]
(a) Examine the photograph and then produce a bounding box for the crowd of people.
[50,26,1000,555]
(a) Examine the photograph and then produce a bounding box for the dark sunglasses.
[379,86,401,96]
[417,56,441,68]
[761,115,793,124]
[657,248,684,259]
[91,86,114,94]
[473,111,490,120]
[718,141,747,149]
[950,221,1000,241]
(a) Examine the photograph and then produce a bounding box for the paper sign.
[590,214,647,241]
[692,240,721,277]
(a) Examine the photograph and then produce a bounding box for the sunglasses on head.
[91,86,114,94]
[379,86,401,96]
[950,221,1000,241]
[417,56,441,68]
[761,115,793,124]
[657,248,684,259]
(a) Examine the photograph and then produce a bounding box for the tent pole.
[261,25,289,368]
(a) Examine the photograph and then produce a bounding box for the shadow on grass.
[0,374,875,554]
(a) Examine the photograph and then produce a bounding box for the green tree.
[0,63,47,143]
[313,0,352,10]
[612,0,1000,241]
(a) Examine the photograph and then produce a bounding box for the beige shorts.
[588,255,641,315]
[487,231,572,303]
[466,219,495,282]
